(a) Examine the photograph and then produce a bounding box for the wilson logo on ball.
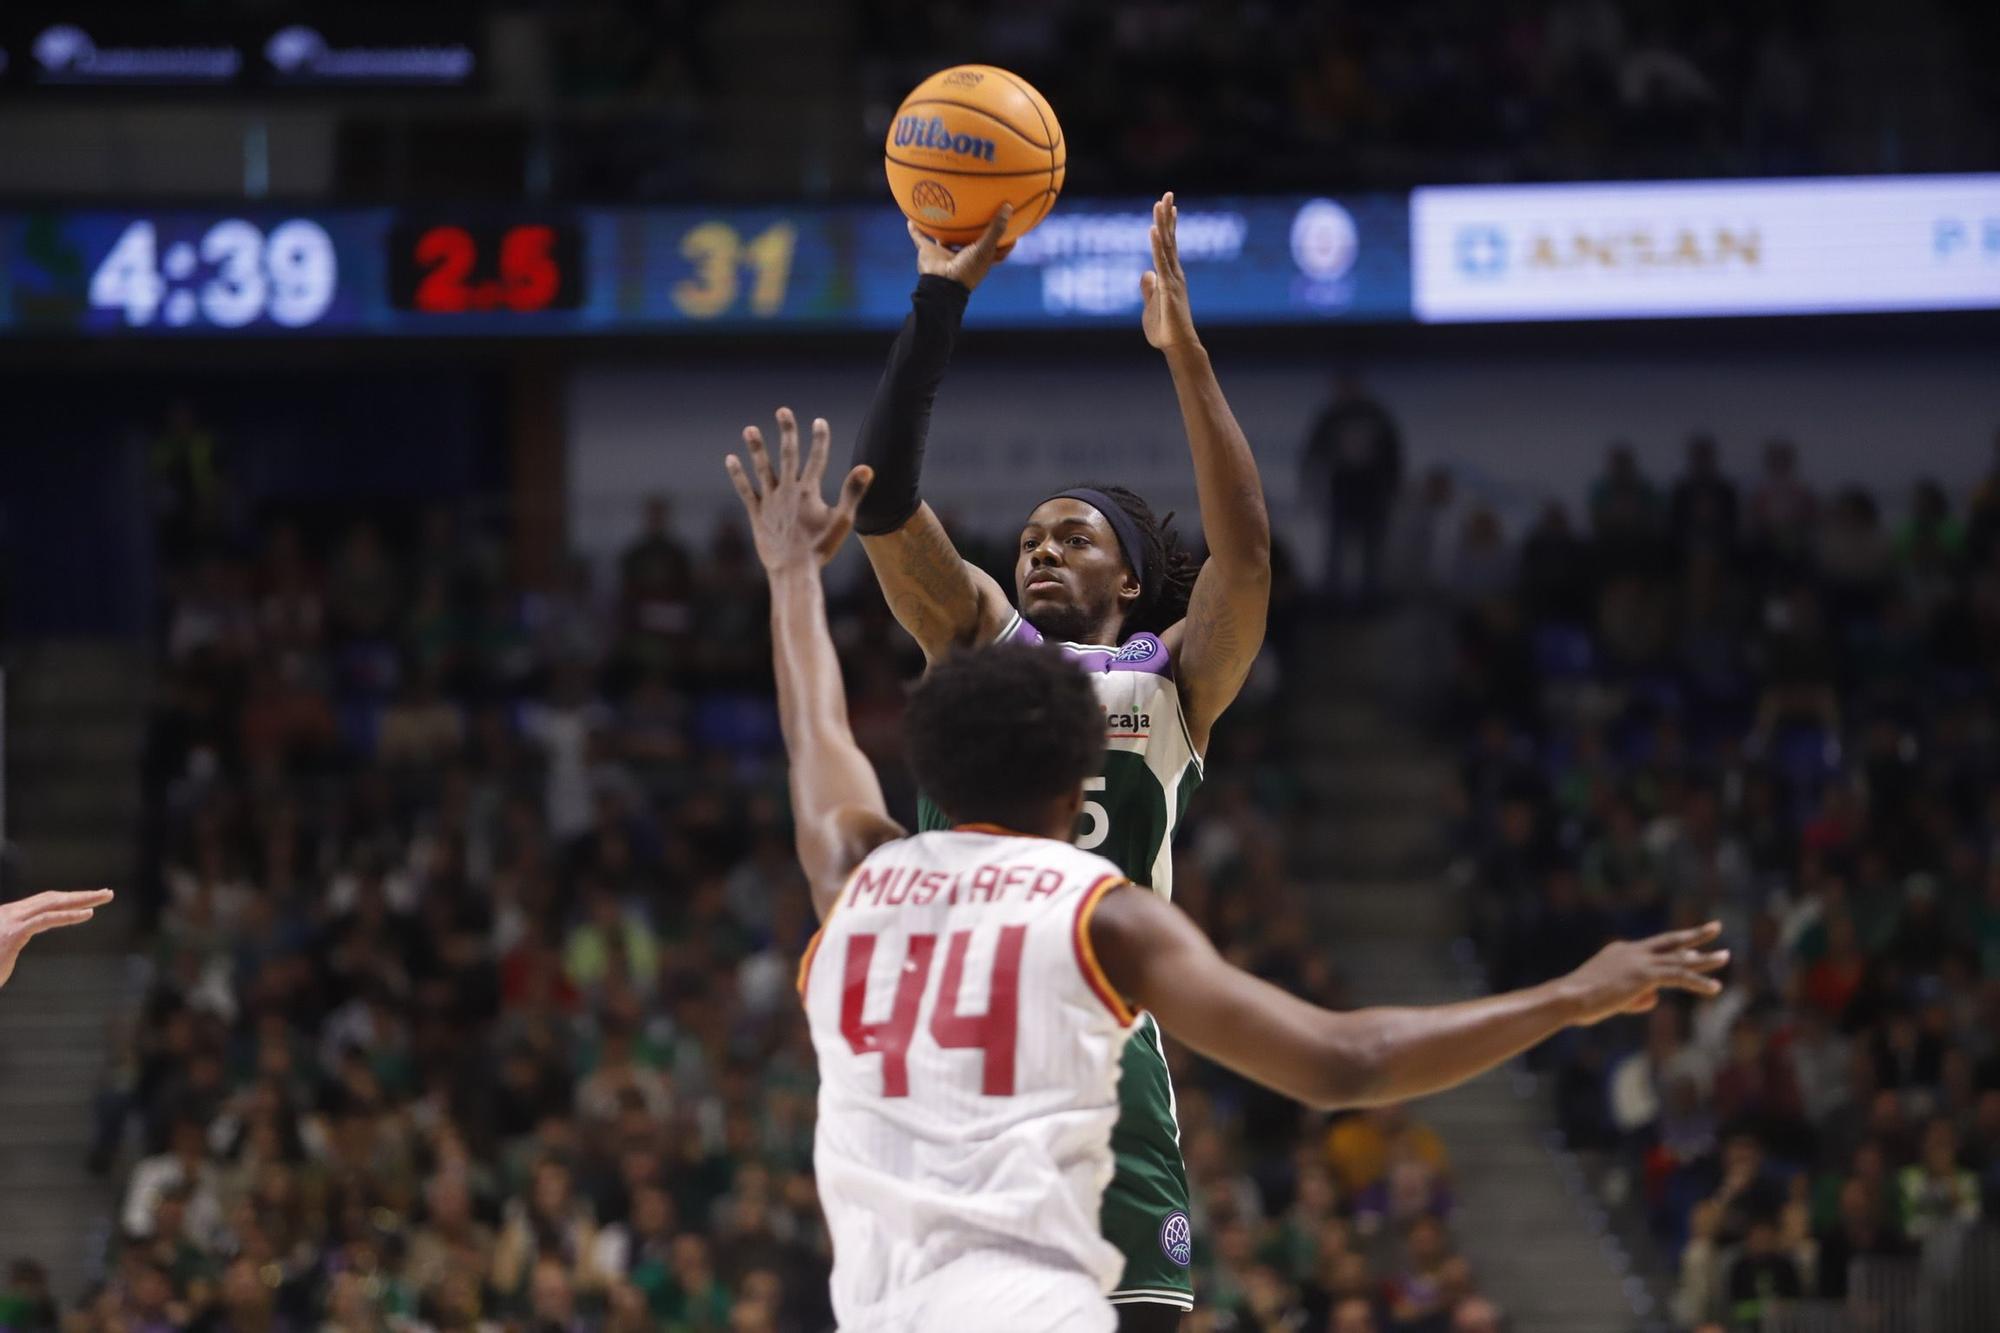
[910,180,957,222]
[892,115,997,163]
[941,70,985,87]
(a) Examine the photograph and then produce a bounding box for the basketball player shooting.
[724,412,1729,1333]
[0,888,113,991]
[845,191,1264,1323]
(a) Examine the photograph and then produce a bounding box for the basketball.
[884,64,1065,251]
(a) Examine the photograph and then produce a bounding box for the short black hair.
[1073,482,1201,637]
[904,642,1105,829]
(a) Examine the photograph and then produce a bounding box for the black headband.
[1043,488,1147,591]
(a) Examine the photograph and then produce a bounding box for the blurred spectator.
[1670,434,1740,557]
[561,886,659,1001]
[1815,1176,1913,1299]
[0,1261,58,1333]
[1898,1119,1981,1240]
[1330,1295,1381,1333]
[1723,1215,1804,1329]
[522,664,612,842]
[618,495,695,685]
[1384,467,1458,600]
[1447,509,1515,609]
[1609,1004,1710,1141]
[151,401,231,566]
[327,524,401,644]
[1303,374,1404,610]
[1590,443,1664,562]
[1747,439,1817,568]
[1449,1295,1503,1333]
[1381,1215,1461,1329]
[121,1120,225,1246]
[1328,1096,1456,1200]
[1674,1198,1727,1327]
[1518,503,1590,625]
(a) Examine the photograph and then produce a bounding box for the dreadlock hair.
[904,641,1107,830]
[1076,482,1202,637]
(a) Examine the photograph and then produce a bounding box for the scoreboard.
[0,197,1412,336]
[5,176,1996,336]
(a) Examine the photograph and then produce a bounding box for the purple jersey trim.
[1001,614,1172,677]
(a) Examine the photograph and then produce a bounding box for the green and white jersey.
[916,613,1204,895]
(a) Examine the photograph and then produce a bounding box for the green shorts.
[1104,1014,1194,1311]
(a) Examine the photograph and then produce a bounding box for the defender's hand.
[1141,192,1198,350]
[0,888,113,990]
[726,408,873,574]
[1561,921,1729,1025]
[909,206,1013,291]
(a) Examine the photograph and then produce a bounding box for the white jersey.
[799,829,1139,1332]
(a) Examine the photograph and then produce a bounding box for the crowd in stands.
[73,0,1997,202]
[862,0,1869,194]
[18,397,1520,1333]
[1445,430,2000,1330]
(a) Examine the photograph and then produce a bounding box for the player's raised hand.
[0,888,113,990]
[1561,921,1729,1025]
[1141,191,1198,350]
[909,205,1013,291]
[726,408,874,574]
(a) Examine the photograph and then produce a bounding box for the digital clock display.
[81,216,338,330]
[387,221,585,314]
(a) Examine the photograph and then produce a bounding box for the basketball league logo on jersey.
[1114,635,1161,665]
[1159,1210,1193,1267]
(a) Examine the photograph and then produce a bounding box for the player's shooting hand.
[909,206,1013,291]
[726,408,873,575]
[1141,192,1198,350]
[1561,921,1729,1026]
[0,888,113,990]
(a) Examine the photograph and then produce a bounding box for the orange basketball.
[884,65,1065,250]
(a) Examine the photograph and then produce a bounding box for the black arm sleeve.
[850,274,971,536]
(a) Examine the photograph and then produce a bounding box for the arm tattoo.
[1183,579,1243,682]
[1179,564,1266,731]
[896,518,972,612]
[873,512,982,656]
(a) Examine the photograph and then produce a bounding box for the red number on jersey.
[931,925,1026,1095]
[837,928,1025,1098]
[839,932,934,1097]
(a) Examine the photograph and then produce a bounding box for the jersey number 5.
[1076,776,1109,851]
[839,927,1026,1097]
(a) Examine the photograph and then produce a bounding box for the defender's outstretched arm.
[1089,883,1726,1109]
[728,410,904,918]
[0,888,114,990]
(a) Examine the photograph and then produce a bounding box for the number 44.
[840,926,1026,1098]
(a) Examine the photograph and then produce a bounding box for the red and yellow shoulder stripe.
[1071,873,1137,1027]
